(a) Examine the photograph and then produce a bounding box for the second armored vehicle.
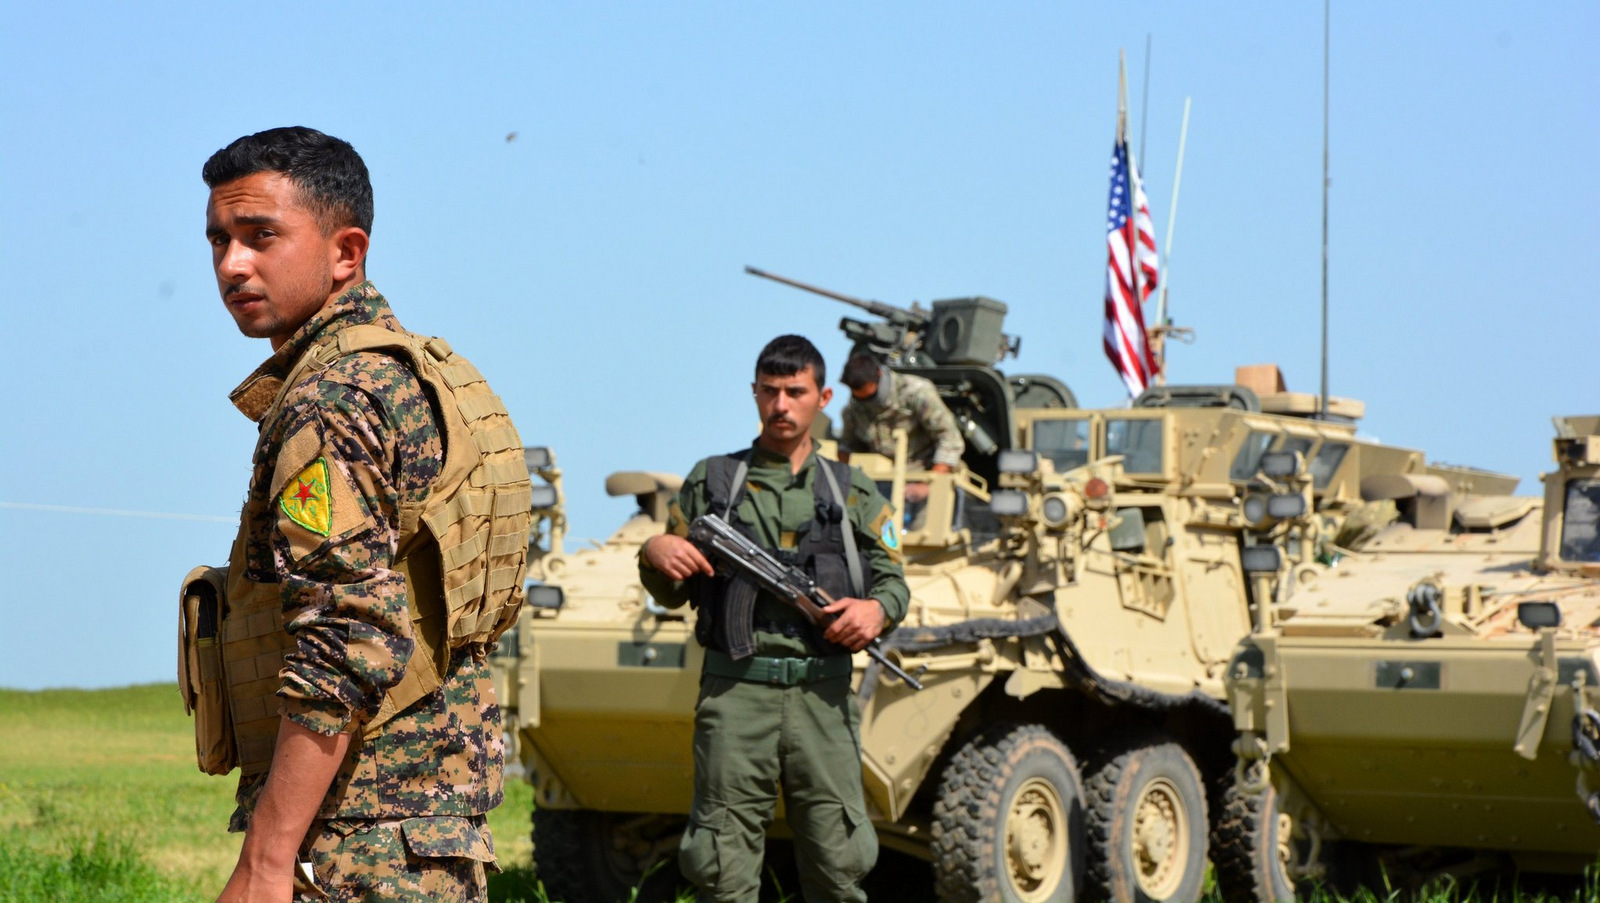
[1219,416,1600,900]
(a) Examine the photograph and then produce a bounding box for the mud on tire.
[930,723,1085,903]
[1211,769,1298,903]
[1083,739,1208,903]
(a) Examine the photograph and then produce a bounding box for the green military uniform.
[839,370,964,470]
[641,442,909,903]
[226,282,501,901]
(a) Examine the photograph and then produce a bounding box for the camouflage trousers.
[293,815,498,902]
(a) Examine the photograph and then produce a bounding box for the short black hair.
[202,127,373,235]
[840,352,883,390]
[755,334,826,388]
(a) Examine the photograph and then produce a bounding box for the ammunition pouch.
[177,564,236,775]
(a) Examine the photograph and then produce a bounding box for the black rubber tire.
[1211,773,1298,903]
[930,723,1086,903]
[1083,740,1208,903]
[531,808,679,903]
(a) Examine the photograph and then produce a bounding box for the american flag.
[1103,136,1161,397]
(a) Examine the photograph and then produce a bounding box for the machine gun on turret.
[744,265,1020,368]
[743,265,1073,482]
[744,265,931,363]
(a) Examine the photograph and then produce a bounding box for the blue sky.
[1,2,1595,689]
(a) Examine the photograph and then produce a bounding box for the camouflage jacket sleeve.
[637,459,710,609]
[267,355,441,736]
[837,401,869,454]
[846,466,910,628]
[906,378,965,468]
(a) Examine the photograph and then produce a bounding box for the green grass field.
[0,684,533,903]
[0,684,1594,902]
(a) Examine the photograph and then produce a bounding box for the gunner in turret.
[837,352,964,515]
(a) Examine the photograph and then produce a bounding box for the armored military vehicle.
[503,272,1520,903]
[1218,416,1600,900]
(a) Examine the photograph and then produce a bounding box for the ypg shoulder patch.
[880,518,900,551]
[279,458,333,537]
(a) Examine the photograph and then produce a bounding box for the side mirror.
[998,449,1041,475]
[529,484,559,509]
[1517,601,1562,631]
[990,490,1030,517]
[524,446,554,471]
[1241,545,1283,574]
[1265,493,1307,520]
[525,583,565,611]
[1260,451,1300,478]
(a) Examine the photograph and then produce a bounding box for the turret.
[744,266,1072,482]
[1539,415,1600,575]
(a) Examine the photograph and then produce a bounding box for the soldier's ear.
[329,226,368,282]
[819,385,833,409]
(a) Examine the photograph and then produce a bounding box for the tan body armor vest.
[181,324,530,776]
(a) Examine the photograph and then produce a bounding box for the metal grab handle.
[644,596,683,620]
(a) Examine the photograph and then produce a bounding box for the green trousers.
[677,672,879,903]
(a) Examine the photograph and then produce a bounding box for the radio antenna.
[1319,0,1332,418]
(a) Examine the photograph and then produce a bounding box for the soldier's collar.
[875,367,894,405]
[747,438,820,471]
[228,281,394,422]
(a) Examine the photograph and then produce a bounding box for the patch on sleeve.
[866,505,902,562]
[667,499,690,538]
[279,458,334,536]
[271,422,375,560]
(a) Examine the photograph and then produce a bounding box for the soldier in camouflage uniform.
[204,128,500,902]
[640,336,909,903]
[837,352,964,515]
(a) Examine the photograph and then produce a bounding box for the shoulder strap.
[706,451,752,520]
[816,459,865,598]
[265,337,343,423]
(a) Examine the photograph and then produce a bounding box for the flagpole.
[1113,49,1139,333]
[1119,50,1146,384]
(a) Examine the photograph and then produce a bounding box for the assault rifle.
[687,514,925,691]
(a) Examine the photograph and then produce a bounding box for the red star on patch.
[293,481,316,503]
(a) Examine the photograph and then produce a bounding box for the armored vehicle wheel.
[930,723,1085,903]
[1084,740,1208,903]
[1211,770,1302,903]
[531,808,682,903]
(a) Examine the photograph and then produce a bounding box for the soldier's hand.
[821,597,886,652]
[216,862,293,902]
[643,534,715,580]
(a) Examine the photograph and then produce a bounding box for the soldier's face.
[850,382,879,401]
[206,172,357,349]
[754,367,831,446]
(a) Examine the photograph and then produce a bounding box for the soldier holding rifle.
[640,334,910,903]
